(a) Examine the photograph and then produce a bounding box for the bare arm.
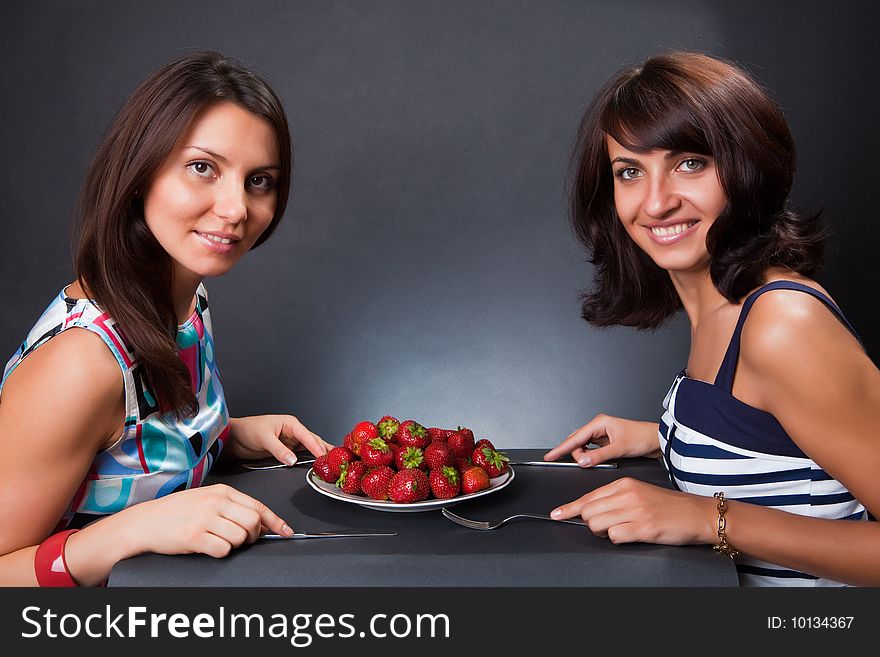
[724,291,880,584]
[0,329,297,586]
[550,292,880,585]
[0,328,124,584]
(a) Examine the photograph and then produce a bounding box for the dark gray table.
[109,450,739,586]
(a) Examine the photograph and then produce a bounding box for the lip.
[642,220,700,245]
[194,230,241,254]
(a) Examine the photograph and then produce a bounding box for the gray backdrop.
[1,1,877,448]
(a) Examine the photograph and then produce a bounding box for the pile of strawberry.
[312,416,510,504]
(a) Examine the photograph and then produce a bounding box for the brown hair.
[74,51,292,416]
[569,51,827,329]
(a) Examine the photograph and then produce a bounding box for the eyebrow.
[186,146,281,171]
[610,151,694,166]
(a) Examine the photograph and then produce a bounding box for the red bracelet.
[34,529,80,587]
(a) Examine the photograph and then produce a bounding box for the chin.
[181,259,239,280]
[196,265,237,279]
[645,250,709,274]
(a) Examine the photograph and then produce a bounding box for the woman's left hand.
[550,477,717,546]
[226,415,333,465]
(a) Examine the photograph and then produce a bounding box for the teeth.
[200,233,233,244]
[651,221,696,237]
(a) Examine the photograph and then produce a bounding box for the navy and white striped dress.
[658,281,868,587]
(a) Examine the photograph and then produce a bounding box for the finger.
[578,509,620,538]
[583,511,642,542]
[544,418,608,462]
[206,515,251,548]
[573,443,619,468]
[549,493,591,520]
[606,522,639,545]
[279,433,334,453]
[578,493,629,527]
[193,530,234,559]
[225,487,293,536]
[279,417,330,458]
[262,436,301,467]
[550,480,621,519]
[219,502,263,543]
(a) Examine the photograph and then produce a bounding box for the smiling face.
[143,101,280,287]
[607,135,727,275]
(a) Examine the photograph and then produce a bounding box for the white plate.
[306,466,516,513]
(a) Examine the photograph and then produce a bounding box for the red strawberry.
[447,429,475,458]
[342,432,356,453]
[377,416,400,441]
[461,466,490,494]
[389,468,430,503]
[455,456,472,475]
[427,427,453,442]
[349,421,379,455]
[395,446,427,471]
[424,442,454,471]
[361,466,395,500]
[457,426,475,443]
[396,420,429,449]
[474,438,494,452]
[326,446,355,479]
[430,465,460,499]
[361,437,394,468]
[388,443,402,465]
[313,454,335,483]
[472,445,509,478]
[336,460,367,495]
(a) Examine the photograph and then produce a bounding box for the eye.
[187,161,215,178]
[614,167,642,181]
[677,157,707,173]
[248,174,276,191]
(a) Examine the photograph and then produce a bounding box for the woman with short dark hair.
[0,52,330,586]
[546,52,880,586]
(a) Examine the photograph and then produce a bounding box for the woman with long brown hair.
[0,51,329,586]
[545,52,880,586]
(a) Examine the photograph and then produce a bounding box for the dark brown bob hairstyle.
[569,51,827,329]
[74,51,292,417]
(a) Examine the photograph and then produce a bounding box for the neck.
[171,268,201,325]
[669,268,728,332]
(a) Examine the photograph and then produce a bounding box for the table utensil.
[258,531,398,540]
[508,459,617,469]
[242,456,316,470]
[441,507,587,530]
[305,465,515,512]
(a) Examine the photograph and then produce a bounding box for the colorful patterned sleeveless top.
[658,281,867,587]
[1,283,229,529]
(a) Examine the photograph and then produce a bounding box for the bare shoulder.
[0,327,123,454]
[4,327,121,400]
[736,276,880,512]
[738,274,878,426]
[740,276,861,373]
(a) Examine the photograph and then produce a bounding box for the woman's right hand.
[114,484,293,558]
[543,414,661,467]
[60,484,290,586]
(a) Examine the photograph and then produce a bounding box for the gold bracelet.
[712,492,739,558]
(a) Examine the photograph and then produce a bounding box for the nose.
[643,176,681,219]
[213,179,248,223]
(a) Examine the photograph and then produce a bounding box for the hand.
[122,484,294,557]
[226,414,333,465]
[544,414,660,467]
[550,477,717,546]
